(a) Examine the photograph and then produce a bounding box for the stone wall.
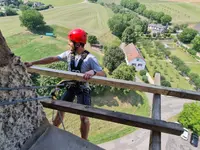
[0,31,46,150]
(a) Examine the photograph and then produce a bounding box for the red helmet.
[68,28,87,44]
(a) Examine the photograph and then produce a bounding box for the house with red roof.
[120,43,146,71]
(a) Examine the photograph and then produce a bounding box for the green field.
[0,3,113,38]
[144,2,200,24]
[30,0,84,6]
[45,91,149,144]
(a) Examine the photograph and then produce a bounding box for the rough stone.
[0,31,46,150]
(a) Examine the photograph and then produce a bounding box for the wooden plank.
[28,66,200,100]
[149,73,161,150]
[41,100,184,136]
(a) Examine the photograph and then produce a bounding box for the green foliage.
[88,35,98,45]
[103,46,125,74]
[140,70,147,76]
[178,103,200,135]
[112,63,136,94]
[19,4,30,11]
[170,55,190,75]
[88,0,97,2]
[192,36,200,52]
[142,75,148,83]
[35,62,67,96]
[187,49,197,56]
[120,0,139,11]
[178,28,198,43]
[5,7,17,16]
[161,15,172,25]
[161,80,171,87]
[108,13,129,38]
[19,9,46,31]
[122,26,137,44]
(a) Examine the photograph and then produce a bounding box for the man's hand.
[24,62,33,67]
[83,70,95,80]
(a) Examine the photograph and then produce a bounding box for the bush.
[142,75,148,83]
[5,7,17,16]
[19,9,46,31]
[178,103,200,135]
[0,12,5,17]
[140,70,147,76]
[88,35,98,45]
[161,80,171,87]
[35,5,50,11]
[188,49,197,56]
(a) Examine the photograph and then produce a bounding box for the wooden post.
[149,73,161,150]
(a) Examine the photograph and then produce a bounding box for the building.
[120,43,146,71]
[148,24,167,34]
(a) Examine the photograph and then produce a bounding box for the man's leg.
[53,89,75,127]
[77,88,91,140]
[80,116,90,140]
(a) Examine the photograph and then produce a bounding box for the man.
[25,28,105,140]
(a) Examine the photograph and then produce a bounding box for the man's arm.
[24,56,59,67]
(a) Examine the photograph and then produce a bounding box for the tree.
[19,9,46,32]
[88,35,98,45]
[112,63,136,94]
[140,70,147,76]
[142,75,148,83]
[178,28,198,43]
[108,14,128,38]
[192,36,200,52]
[178,102,200,135]
[161,80,171,87]
[5,7,17,16]
[112,63,135,81]
[122,26,137,44]
[103,46,125,74]
[161,15,172,25]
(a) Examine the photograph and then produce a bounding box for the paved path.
[99,78,197,150]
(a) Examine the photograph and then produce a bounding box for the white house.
[148,24,167,34]
[120,43,146,71]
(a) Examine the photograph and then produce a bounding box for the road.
[98,77,198,150]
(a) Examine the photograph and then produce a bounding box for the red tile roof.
[122,43,144,62]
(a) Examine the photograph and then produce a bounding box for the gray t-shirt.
[57,50,102,73]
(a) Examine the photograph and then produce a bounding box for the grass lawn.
[45,91,149,144]
[29,0,84,6]
[0,3,114,39]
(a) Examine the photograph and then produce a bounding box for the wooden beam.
[149,73,161,150]
[41,100,184,135]
[28,66,200,100]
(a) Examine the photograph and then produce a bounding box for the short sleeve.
[90,56,102,71]
[57,51,71,62]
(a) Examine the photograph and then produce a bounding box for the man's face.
[68,40,74,51]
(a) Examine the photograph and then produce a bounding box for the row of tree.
[120,0,172,25]
[170,55,200,90]
[170,56,190,76]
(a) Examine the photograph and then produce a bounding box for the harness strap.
[70,50,90,72]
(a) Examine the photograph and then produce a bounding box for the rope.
[0,96,52,106]
[0,84,65,91]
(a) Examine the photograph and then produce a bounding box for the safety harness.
[70,50,90,73]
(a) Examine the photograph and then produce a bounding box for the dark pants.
[61,87,91,106]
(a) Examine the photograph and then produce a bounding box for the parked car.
[190,133,199,147]
[181,128,189,140]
